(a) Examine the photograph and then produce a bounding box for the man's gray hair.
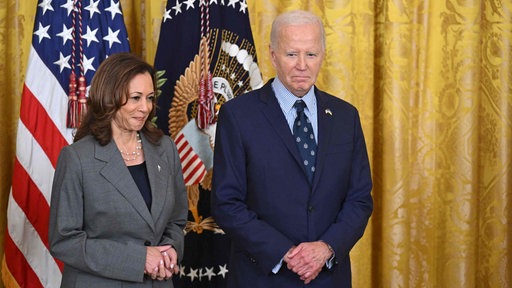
[270,10,326,51]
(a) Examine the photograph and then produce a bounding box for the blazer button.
[144,241,151,246]
[308,206,314,212]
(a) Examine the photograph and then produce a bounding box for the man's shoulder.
[316,88,357,112]
[223,82,271,109]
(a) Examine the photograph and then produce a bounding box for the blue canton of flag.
[153,0,262,287]
[34,0,130,98]
[2,1,130,287]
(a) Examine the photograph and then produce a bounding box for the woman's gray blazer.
[49,133,188,288]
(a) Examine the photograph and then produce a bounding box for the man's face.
[270,23,324,97]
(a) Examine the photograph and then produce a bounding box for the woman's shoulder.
[141,132,177,155]
[156,135,178,156]
[69,135,97,150]
[60,135,104,161]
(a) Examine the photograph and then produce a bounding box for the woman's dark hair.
[73,52,164,145]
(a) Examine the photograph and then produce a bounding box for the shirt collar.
[272,77,316,114]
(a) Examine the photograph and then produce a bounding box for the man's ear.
[269,45,276,68]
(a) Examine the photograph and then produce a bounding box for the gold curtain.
[0,0,510,287]
[0,3,36,287]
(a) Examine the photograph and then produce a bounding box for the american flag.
[2,0,130,287]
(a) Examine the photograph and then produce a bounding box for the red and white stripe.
[174,132,207,186]
[3,46,72,287]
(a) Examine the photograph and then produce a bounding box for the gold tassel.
[77,75,87,127]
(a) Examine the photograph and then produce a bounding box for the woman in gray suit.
[49,52,188,287]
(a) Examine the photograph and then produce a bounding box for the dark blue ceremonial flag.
[154,0,262,287]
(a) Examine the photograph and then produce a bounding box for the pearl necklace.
[119,133,142,161]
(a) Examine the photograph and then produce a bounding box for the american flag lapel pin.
[325,109,332,116]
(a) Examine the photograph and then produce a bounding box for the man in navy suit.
[211,10,373,287]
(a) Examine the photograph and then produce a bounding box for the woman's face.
[112,72,155,133]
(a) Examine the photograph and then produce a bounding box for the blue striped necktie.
[293,100,317,184]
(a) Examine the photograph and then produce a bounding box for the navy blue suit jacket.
[212,79,373,287]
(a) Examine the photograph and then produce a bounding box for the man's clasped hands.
[284,241,333,285]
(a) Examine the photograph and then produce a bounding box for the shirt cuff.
[321,241,336,269]
[272,258,284,274]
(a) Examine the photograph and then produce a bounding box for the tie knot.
[294,100,306,113]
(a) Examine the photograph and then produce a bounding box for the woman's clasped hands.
[145,245,179,281]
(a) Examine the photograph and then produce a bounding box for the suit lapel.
[96,140,155,231]
[312,88,334,189]
[259,81,304,168]
[140,134,169,223]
